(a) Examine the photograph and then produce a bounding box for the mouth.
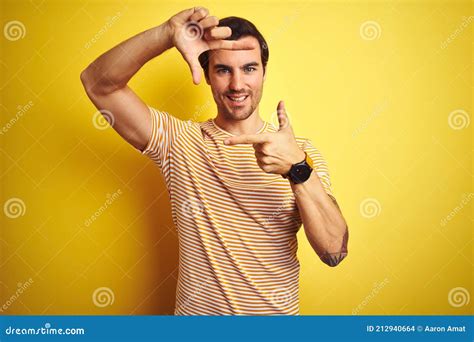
[225,94,249,105]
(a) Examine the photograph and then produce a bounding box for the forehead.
[208,36,262,67]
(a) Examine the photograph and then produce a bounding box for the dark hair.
[198,16,269,78]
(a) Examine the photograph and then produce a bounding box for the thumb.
[277,100,290,131]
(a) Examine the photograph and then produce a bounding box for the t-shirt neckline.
[211,119,267,136]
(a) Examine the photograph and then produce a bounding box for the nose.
[229,71,244,92]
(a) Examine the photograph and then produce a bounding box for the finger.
[204,26,231,40]
[187,58,202,85]
[198,15,219,30]
[174,7,198,22]
[189,7,209,22]
[224,133,269,145]
[207,37,258,51]
[259,156,276,165]
[277,100,290,130]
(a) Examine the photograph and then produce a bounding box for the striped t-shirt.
[139,106,333,315]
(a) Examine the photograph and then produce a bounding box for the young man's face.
[205,36,266,121]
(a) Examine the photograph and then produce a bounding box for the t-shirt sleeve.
[138,106,188,169]
[301,139,334,196]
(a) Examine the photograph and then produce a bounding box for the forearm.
[81,22,173,94]
[291,171,349,266]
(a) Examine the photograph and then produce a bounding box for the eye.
[217,69,230,74]
[244,67,256,73]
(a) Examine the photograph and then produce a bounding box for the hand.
[224,101,306,176]
[166,7,258,85]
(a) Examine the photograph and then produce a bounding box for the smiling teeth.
[228,96,247,102]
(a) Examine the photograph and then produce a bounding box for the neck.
[213,110,264,136]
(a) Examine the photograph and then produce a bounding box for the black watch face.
[292,165,312,183]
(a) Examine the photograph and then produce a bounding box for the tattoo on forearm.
[320,227,349,267]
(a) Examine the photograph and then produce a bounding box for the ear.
[205,72,210,85]
[263,67,267,82]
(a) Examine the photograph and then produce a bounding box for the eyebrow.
[213,62,260,70]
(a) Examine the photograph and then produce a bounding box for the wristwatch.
[283,152,313,184]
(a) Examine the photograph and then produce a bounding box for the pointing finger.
[224,133,270,145]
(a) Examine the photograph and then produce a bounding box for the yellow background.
[0,0,472,315]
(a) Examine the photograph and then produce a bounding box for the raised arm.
[80,6,257,151]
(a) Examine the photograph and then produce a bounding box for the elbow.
[80,68,94,94]
[80,68,121,96]
[320,225,349,267]
[320,251,348,267]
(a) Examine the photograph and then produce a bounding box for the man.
[80,6,349,315]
